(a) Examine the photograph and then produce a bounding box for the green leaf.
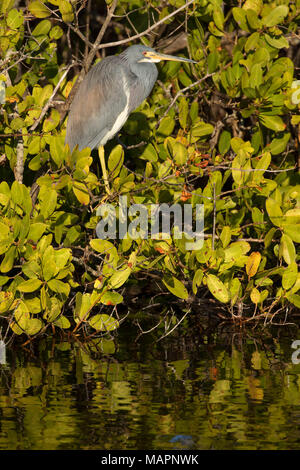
[249,63,263,88]
[28,1,51,18]
[43,297,61,322]
[39,188,57,219]
[230,278,242,305]
[73,181,90,205]
[265,34,289,49]
[252,151,271,183]
[191,121,214,138]
[7,8,24,29]
[206,274,230,303]
[178,97,189,129]
[282,262,297,290]
[0,291,14,314]
[27,223,47,243]
[101,291,123,305]
[246,9,261,29]
[267,133,290,155]
[243,0,262,13]
[18,279,42,293]
[158,160,172,179]
[0,245,16,273]
[266,198,283,227]
[11,180,23,205]
[280,234,296,265]
[10,301,30,334]
[213,8,224,31]
[192,269,203,295]
[22,260,41,279]
[90,239,119,267]
[224,241,251,263]
[32,19,51,36]
[28,136,45,155]
[287,294,300,309]
[1,0,15,13]
[173,142,188,166]
[59,0,74,22]
[48,279,70,296]
[74,292,91,321]
[89,314,119,332]
[282,225,300,243]
[43,108,60,132]
[245,32,260,52]
[232,7,249,31]
[49,25,63,40]
[108,145,124,177]
[157,117,175,138]
[259,114,286,132]
[0,276,10,287]
[50,135,65,167]
[42,245,57,281]
[218,130,231,154]
[162,276,189,300]
[250,287,261,304]
[220,226,231,248]
[261,5,289,27]
[25,318,43,336]
[109,266,132,289]
[0,222,10,241]
[139,143,158,162]
[53,315,71,329]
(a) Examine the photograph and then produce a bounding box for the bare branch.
[97,0,196,50]
[14,138,24,183]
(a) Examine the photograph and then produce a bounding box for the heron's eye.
[142,51,147,55]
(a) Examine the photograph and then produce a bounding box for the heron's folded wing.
[65,57,129,151]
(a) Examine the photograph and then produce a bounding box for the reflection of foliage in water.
[0,327,300,450]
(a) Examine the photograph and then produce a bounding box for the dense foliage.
[0,0,299,340]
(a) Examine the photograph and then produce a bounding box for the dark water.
[0,318,300,450]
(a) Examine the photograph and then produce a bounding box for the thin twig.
[97,0,196,50]
[212,182,216,250]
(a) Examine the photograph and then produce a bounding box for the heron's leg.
[116,134,128,150]
[98,145,111,195]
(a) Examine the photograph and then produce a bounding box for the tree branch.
[97,0,196,50]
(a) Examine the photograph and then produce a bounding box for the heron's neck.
[130,62,158,91]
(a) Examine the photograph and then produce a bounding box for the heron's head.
[123,44,197,65]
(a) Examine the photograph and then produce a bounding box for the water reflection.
[0,322,300,450]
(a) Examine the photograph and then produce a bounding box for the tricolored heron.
[65,44,196,194]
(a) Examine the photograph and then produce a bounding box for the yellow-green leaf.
[280,234,296,265]
[89,314,119,331]
[73,181,90,205]
[246,252,261,279]
[18,279,42,293]
[28,1,51,18]
[59,0,74,22]
[162,275,189,300]
[206,274,230,303]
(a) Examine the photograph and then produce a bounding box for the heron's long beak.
[145,51,197,64]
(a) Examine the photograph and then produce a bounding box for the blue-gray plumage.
[65,44,196,152]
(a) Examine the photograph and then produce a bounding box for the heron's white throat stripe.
[139,57,161,63]
[100,71,130,145]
